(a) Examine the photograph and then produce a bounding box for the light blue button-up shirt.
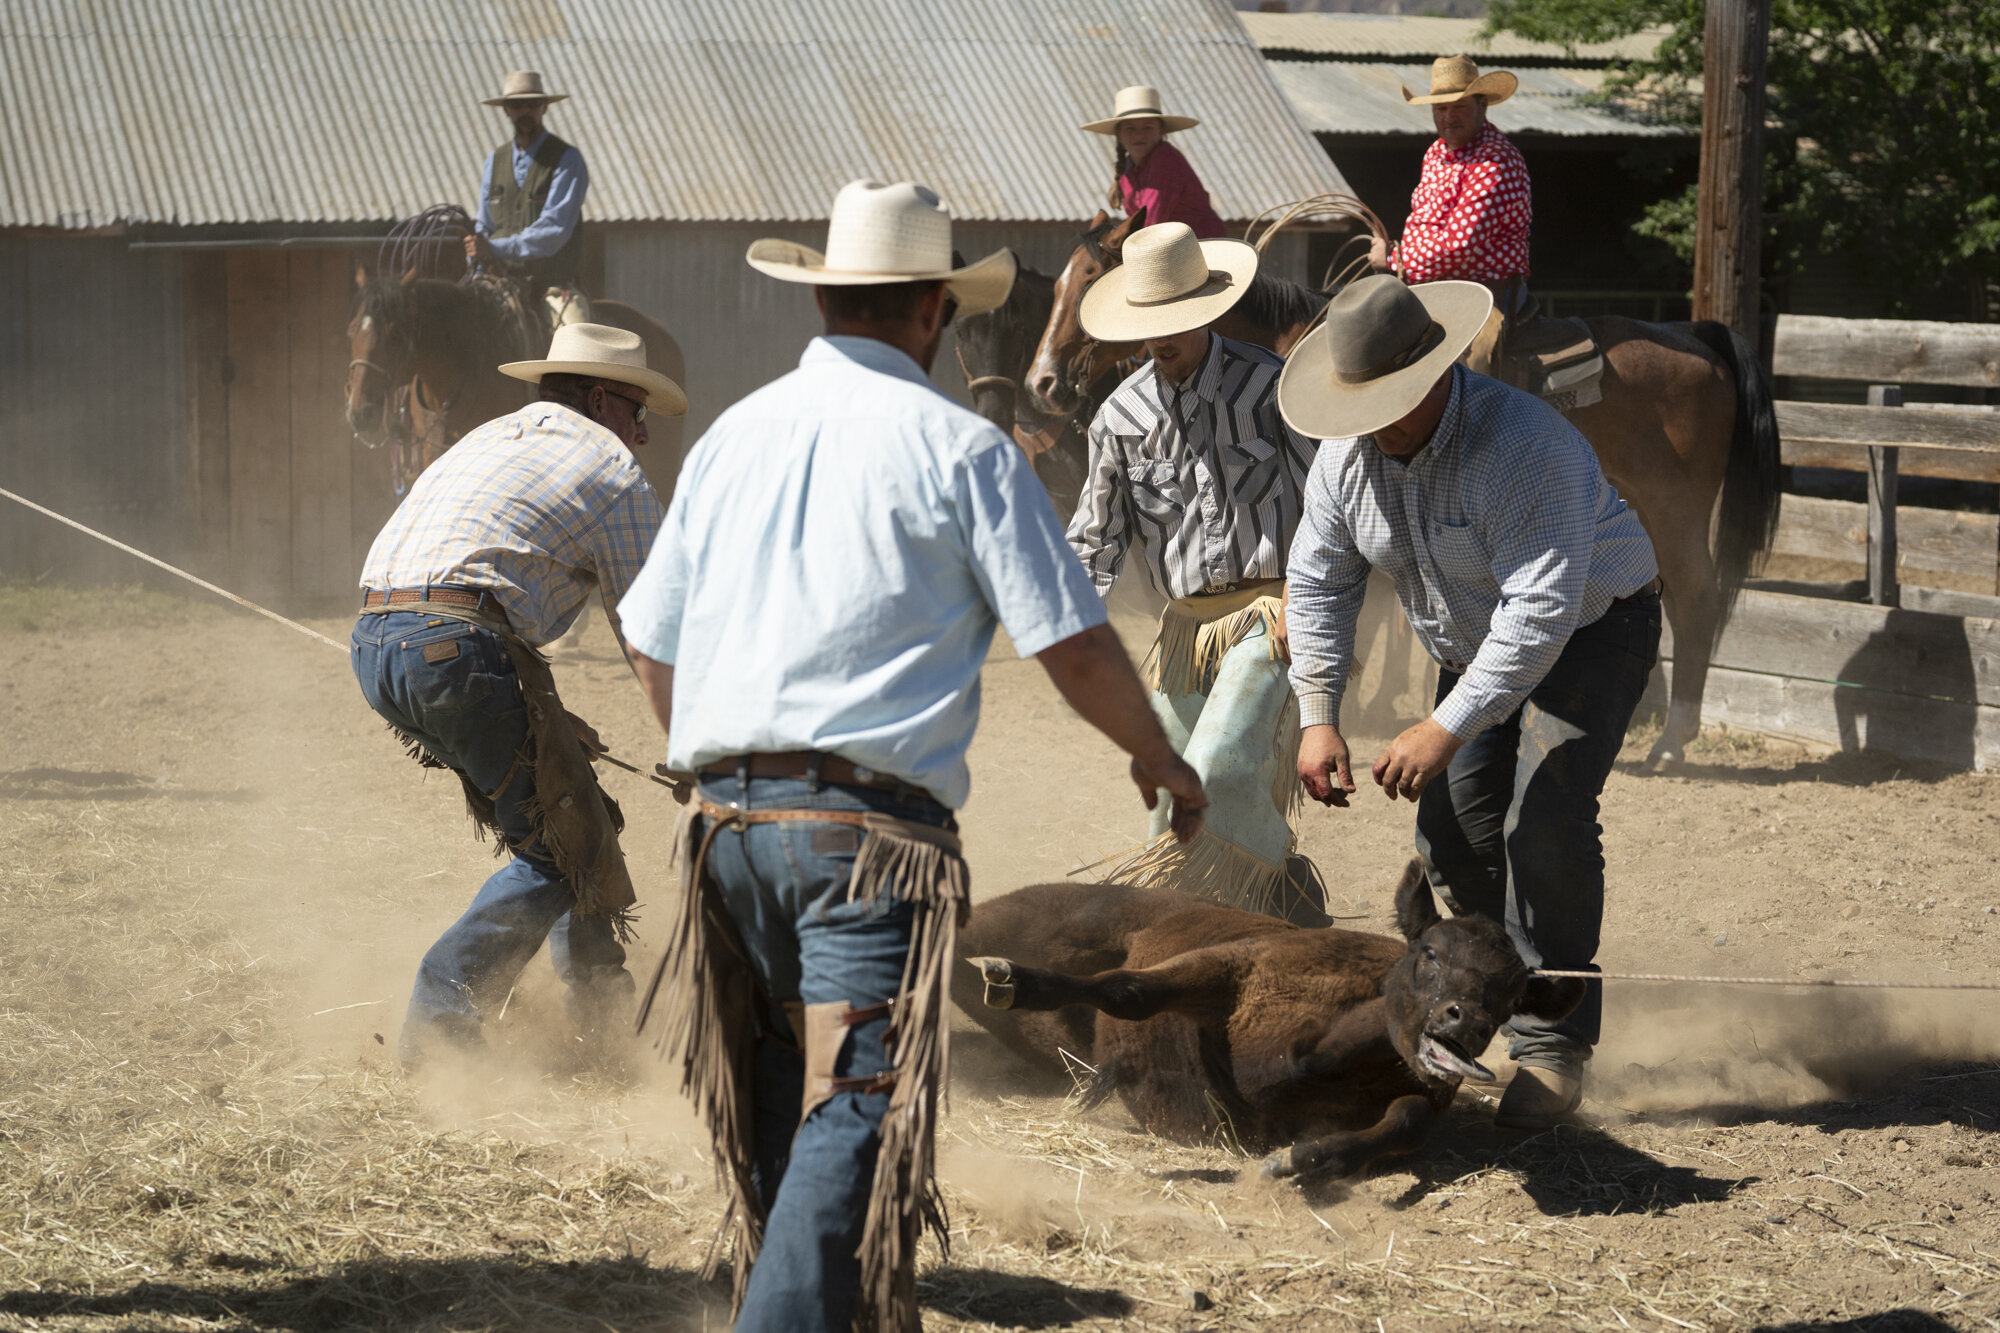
[618,336,1105,808]
[474,131,588,262]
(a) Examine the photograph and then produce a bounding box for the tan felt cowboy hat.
[1402,55,1518,106]
[745,179,1017,317]
[500,322,688,416]
[1078,222,1258,343]
[1080,85,1200,135]
[484,71,568,106]
[1277,275,1492,439]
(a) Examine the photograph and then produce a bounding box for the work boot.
[1494,1063,1582,1130]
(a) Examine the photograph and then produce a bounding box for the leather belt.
[700,751,931,802]
[1615,576,1663,605]
[1194,577,1284,597]
[361,586,497,611]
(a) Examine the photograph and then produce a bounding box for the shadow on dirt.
[919,1266,1134,1326]
[953,1026,1079,1099]
[1295,1100,1756,1214]
[1753,1311,1959,1332]
[0,1256,717,1331]
[0,766,255,802]
[1613,749,1965,790]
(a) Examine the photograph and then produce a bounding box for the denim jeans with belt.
[694,774,950,1333]
[350,610,631,1064]
[1414,591,1661,1070]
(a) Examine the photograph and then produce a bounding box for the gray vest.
[485,133,583,285]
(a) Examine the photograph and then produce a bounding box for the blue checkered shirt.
[1286,366,1657,739]
[359,403,663,646]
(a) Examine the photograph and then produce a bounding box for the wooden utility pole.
[1692,0,1772,337]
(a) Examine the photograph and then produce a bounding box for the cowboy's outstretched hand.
[1299,723,1357,808]
[1372,718,1463,803]
[1132,750,1208,844]
[1367,235,1390,271]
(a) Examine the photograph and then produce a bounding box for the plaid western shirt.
[1286,366,1657,739]
[359,403,663,645]
[1067,334,1319,600]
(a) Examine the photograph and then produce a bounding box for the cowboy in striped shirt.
[352,323,685,1074]
[1067,223,1325,921]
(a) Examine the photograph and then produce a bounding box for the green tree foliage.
[1485,0,2000,308]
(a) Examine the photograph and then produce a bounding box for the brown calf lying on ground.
[954,862,1585,1181]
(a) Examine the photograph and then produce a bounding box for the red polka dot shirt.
[1390,122,1532,284]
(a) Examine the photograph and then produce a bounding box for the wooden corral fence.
[1655,314,2000,769]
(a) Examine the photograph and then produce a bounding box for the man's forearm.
[1035,623,1176,766]
[630,650,675,740]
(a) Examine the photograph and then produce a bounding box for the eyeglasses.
[601,386,647,423]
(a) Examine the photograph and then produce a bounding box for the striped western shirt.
[1067,334,1319,600]
[1286,366,1657,739]
[359,403,663,646]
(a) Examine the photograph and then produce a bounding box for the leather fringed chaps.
[637,807,969,1331]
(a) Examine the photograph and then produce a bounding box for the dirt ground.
[3,582,1999,1332]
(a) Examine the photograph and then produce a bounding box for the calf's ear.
[1393,859,1441,941]
[1517,975,1587,1022]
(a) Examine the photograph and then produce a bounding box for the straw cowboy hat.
[1080,85,1200,135]
[483,71,568,106]
[1401,55,1518,106]
[1078,223,1258,343]
[745,179,1017,317]
[500,323,688,416]
[1277,275,1492,439]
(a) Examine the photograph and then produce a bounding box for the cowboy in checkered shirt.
[1369,56,1532,309]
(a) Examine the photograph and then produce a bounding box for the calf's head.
[1380,861,1586,1085]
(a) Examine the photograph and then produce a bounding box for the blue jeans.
[694,775,950,1333]
[1414,593,1661,1070]
[350,611,631,1064]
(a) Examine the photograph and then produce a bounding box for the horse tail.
[1688,320,1781,643]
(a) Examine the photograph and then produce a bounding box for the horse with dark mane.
[344,211,685,494]
[1023,208,1779,770]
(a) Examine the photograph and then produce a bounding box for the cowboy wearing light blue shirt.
[619,181,1206,1333]
[464,71,590,319]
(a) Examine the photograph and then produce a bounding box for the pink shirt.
[1391,122,1532,283]
[1118,141,1227,238]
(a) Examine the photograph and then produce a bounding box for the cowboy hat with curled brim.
[484,70,568,106]
[746,179,1017,317]
[500,322,688,417]
[1078,222,1258,343]
[1402,55,1517,106]
[1277,275,1492,440]
[1080,85,1200,135]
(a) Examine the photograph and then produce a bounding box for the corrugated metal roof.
[0,0,1347,229]
[1239,13,1666,64]
[1268,61,1687,138]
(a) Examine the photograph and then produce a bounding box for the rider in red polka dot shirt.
[1374,58,1531,288]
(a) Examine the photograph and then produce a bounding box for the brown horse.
[1024,212,1779,769]
[345,270,686,492]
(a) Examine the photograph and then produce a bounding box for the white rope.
[1,485,347,651]
[1535,969,2000,991]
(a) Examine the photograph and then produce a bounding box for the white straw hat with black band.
[746,180,1016,318]
[500,323,688,417]
[1077,223,1258,343]
[1080,85,1200,135]
[1276,275,1492,440]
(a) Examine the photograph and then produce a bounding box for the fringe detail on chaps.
[636,808,969,1332]
[1144,587,1285,699]
[382,623,636,939]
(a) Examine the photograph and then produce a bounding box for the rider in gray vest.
[465,71,592,326]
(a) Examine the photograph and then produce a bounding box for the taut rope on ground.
[0,484,687,796]
[1535,968,2000,991]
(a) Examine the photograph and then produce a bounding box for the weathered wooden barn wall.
[0,236,187,581]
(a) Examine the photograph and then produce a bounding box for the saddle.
[1460,277,1605,413]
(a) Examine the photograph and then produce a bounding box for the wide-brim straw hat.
[1080,85,1200,135]
[1078,222,1258,343]
[484,70,568,106]
[500,322,688,416]
[1402,55,1517,106]
[1277,275,1492,439]
[746,179,1017,317]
